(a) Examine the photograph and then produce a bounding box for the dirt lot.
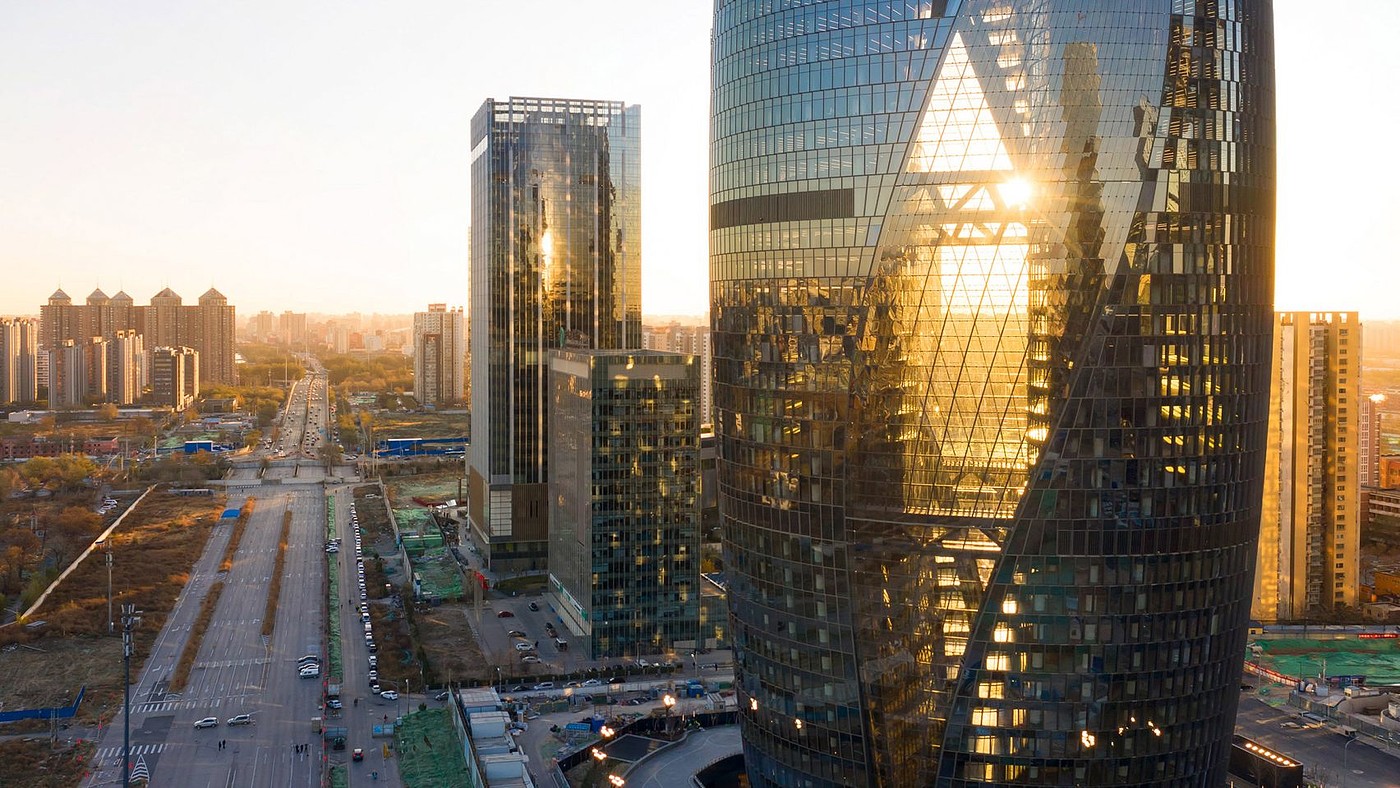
[384,471,461,506]
[369,411,467,442]
[415,602,488,685]
[0,489,226,728]
[0,737,95,788]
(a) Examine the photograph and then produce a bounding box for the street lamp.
[1342,735,1359,788]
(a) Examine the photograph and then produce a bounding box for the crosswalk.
[97,743,166,761]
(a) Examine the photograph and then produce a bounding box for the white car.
[194,717,219,729]
[514,642,535,652]
[380,690,399,701]
[227,714,253,726]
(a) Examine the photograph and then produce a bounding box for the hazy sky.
[1,1,1394,319]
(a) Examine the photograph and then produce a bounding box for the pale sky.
[0,1,1394,319]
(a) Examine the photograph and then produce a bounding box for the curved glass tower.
[709,2,1275,786]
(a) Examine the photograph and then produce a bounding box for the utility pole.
[121,604,141,788]
[105,546,114,634]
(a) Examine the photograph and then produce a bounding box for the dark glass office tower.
[710,2,1275,786]
[469,97,642,573]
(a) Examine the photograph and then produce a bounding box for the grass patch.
[0,489,225,727]
[261,509,293,638]
[0,738,96,788]
[168,580,224,693]
[218,497,256,572]
[496,574,547,594]
[326,496,343,678]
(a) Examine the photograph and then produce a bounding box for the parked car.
[194,717,219,729]
[521,656,542,664]
[496,610,515,618]
[327,699,342,710]
[507,630,528,638]
[380,690,399,701]
[581,679,602,687]
[514,642,535,652]
[227,714,253,726]
[532,682,555,691]
[435,691,450,702]
[528,602,540,611]
[352,748,364,762]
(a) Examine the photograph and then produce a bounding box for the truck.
[326,678,342,700]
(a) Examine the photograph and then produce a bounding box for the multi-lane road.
[83,366,363,787]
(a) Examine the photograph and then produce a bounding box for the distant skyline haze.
[0,1,1395,318]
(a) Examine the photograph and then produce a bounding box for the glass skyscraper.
[710,2,1275,786]
[469,97,642,573]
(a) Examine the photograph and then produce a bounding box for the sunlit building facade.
[468,97,642,572]
[710,1,1275,785]
[0,318,39,405]
[413,304,467,406]
[1255,313,1359,621]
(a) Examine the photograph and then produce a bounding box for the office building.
[1255,313,1360,621]
[151,346,199,410]
[250,310,277,342]
[547,349,701,659]
[0,318,39,405]
[468,96,642,572]
[710,3,1276,785]
[413,304,467,406]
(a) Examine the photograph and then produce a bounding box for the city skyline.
[0,1,1394,318]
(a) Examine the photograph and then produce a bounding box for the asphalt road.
[1235,696,1400,788]
[85,368,349,787]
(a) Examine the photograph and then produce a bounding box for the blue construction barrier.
[0,686,85,723]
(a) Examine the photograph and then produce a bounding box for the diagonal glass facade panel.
[710,1,1275,786]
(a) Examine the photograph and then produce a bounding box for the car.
[367,655,377,668]
[435,691,450,702]
[300,667,320,678]
[514,642,535,652]
[582,678,602,687]
[352,748,364,762]
[508,630,528,638]
[325,545,339,553]
[227,714,253,726]
[565,681,581,688]
[510,684,529,692]
[298,654,321,665]
[609,677,625,684]
[380,690,399,701]
[327,699,342,710]
[496,610,515,618]
[521,656,542,664]
[528,602,540,612]
[194,717,219,729]
[370,682,382,694]
[532,682,555,691]
[368,670,378,681]
[361,612,371,622]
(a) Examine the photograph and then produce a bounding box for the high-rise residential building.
[37,286,236,385]
[413,304,466,406]
[279,311,308,346]
[547,349,701,659]
[710,3,1276,786]
[1255,313,1360,622]
[468,96,642,573]
[1360,393,1385,489]
[151,346,199,410]
[107,330,146,406]
[194,289,236,385]
[250,310,277,342]
[0,318,39,405]
[48,339,100,408]
[643,323,714,425]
